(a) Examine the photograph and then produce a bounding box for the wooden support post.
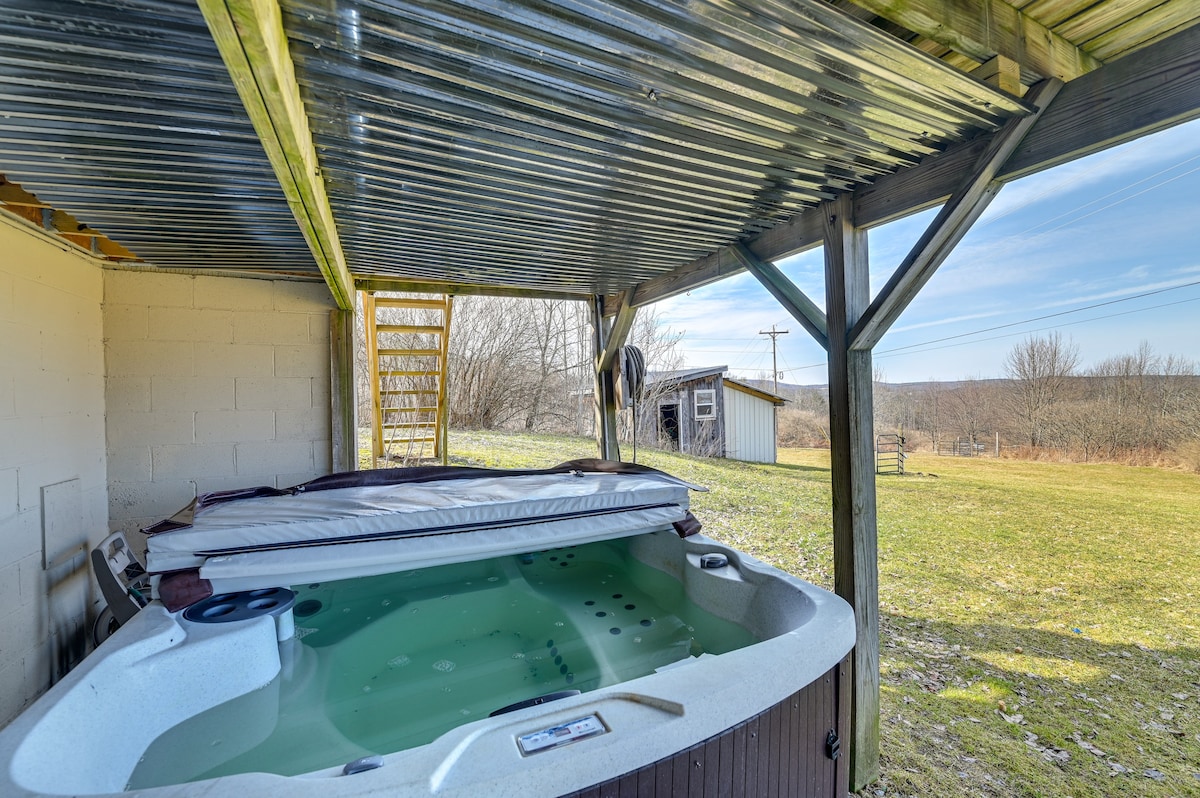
[824,193,880,791]
[330,308,357,472]
[732,243,829,350]
[591,295,622,461]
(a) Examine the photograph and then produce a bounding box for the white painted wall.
[104,271,336,541]
[0,216,109,726]
[723,384,778,464]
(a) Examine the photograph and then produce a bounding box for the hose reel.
[613,345,646,461]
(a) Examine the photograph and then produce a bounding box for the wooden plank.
[591,295,622,461]
[378,324,444,334]
[733,244,829,350]
[849,79,1062,351]
[356,277,587,303]
[597,289,637,373]
[197,0,354,310]
[329,308,356,473]
[377,348,442,357]
[847,0,1101,82]
[823,194,880,791]
[372,296,449,310]
[362,292,383,460]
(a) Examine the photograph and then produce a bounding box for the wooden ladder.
[363,292,453,465]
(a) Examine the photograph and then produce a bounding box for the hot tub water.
[127,537,757,788]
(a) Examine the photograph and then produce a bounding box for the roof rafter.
[845,0,1103,82]
[197,0,354,310]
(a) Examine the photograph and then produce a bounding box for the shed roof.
[3,0,1196,308]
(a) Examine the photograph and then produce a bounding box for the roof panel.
[282,0,1030,295]
[0,0,316,274]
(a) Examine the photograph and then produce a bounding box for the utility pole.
[759,325,789,394]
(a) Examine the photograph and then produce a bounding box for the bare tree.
[1003,332,1080,448]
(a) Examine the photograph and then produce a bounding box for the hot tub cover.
[144,460,702,608]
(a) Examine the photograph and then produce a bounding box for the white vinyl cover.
[146,471,696,590]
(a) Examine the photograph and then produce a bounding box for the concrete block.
[151,444,236,480]
[105,339,194,377]
[0,468,16,520]
[17,552,39,604]
[276,469,329,489]
[102,303,148,342]
[0,509,42,562]
[150,376,236,412]
[148,307,234,343]
[194,274,275,311]
[105,376,152,413]
[275,409,331,442]
[0,562,21,623]
[193,342,274,378]
[0,415,44,470]
[195,410,275,444]
[0,374,13,419]
[107,480,196,523]
[233,311,311,345]
[0,657,25,728]
[43,326,105,377]
[234,440,314,476]
[0,269,12,319]
[0,603,41,671]
[105,410,195,448]
[235,377,313,411]
[105,446,152,482]
[104,269,192,308]
[274,280,336,311]
[274,344,326,378]
[22,640,52,703]
[14,370,72,419]
[314,441,332,472]
[194,474,278,493]
[309,311,331,343]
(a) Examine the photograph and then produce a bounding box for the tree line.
[778,332,1200,467]
[358,297,1200,468]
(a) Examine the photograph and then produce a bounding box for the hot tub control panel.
[517,714,607,755]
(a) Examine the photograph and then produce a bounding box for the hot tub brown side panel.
[561,655,851,798]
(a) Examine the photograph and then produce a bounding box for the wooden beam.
[845,0,1101,82]
[822,193,880,791]
[849,79,1063,351]
[732,244,829,350]
[355,278,587,303]
[621,22,1200,312]
[329,308,357,473]
[591,295,622,461]
[198,0,354,310]
[597,290,637,374]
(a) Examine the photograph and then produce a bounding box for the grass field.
[443,430,1200,798]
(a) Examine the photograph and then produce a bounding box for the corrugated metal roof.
[0,0,316,274]
[281,0,1029,294]
[1,0,1191,298]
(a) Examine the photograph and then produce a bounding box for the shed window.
[694,389,716,419]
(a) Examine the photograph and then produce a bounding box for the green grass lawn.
[440,431,1200,797]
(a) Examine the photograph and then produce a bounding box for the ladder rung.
[374,297,448,310]
[384,436,437,443]
[380,389,439,396]
[378,348,441,357]
[381,406,438,414]
[383,422,437,430]
[380,370,441,377]
[378,324,444,335]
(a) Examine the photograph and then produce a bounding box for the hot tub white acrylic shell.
[0,533,853,798]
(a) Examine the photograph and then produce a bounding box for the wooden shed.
[2,0,1199,791]
[646,367,785,463]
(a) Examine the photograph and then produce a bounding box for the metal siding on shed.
[723,384,777,463]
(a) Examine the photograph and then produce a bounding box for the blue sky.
[655,118,1200,384]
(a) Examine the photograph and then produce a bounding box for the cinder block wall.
[104,271,336,541]
[0,217,109,726]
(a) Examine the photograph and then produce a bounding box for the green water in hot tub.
[127,536,757,788]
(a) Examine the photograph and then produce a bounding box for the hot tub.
[0,461,854,798]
